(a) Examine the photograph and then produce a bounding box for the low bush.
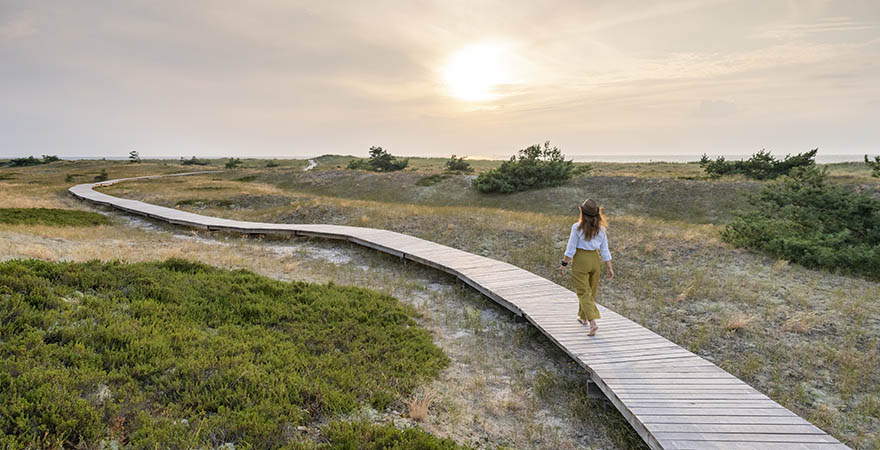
[93,168,109,182]
[416,174,452,187]
[444,155,473,173]
[317,421,470,449]
[865,154,880,178]
[722,166,880,279]
[225,157,242,169]
[347,147,409,172]
[699,149,817,179]
[473,141,577,194]
[0,259,448,448]
[0,208,111,226]
[7,155,60,167]
[266,160,280,168]
[180,156,209,166]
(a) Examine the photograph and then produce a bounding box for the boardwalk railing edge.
[68,173,851,450]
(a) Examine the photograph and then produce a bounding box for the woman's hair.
[578,199,607,240]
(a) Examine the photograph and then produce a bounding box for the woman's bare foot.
[588,320,598,336]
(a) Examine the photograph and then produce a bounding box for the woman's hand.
[605,261,615,280]
[557,264,567,276]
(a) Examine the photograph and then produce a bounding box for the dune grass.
[0,208,112,226]
[0,258,448,449]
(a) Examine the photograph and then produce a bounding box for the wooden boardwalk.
[70,174,850,450]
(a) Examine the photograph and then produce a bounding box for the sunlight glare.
[443,41,515,102]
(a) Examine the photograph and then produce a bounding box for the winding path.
[70,173,850,450]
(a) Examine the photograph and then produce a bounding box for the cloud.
[694,99,736,117]
[753,17,874,39]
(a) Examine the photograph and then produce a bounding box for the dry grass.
[407,388,436,422]
[722,314,757,331]
[781,312,820,333]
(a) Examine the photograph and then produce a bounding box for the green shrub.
[0,208,111,226]
[318,421,471,449]
[699,149,817,179]
[0,259,448,448]
[64,173,75,182]
[473,141,576,194]
[444,155,473,173]
[416,174,452,187]
[7,155,59,167]
[266,160,280,168]
[129,150,141,163]
[347,147,409,172]
[181,156,209,166]
[865,155,880,178]
[225,157,242,169]
[722,166,880,279]
[93,168,109,182]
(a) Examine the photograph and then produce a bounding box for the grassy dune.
[2,157,879,448]
[99,160,880,449]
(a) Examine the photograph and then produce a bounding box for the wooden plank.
[619,393,770,400]
[653,433,840,443]
[640,415,812,425]
[631,407,795,416]
[646,423,826,434]
[658,442,849,450]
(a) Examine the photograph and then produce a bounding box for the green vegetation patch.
[347,147,409,172]
[699,149,817,180]
[6,155,60,167]
[0,208,111,226]
[313,421,471,450]
[473,141,587,194]
[723,167,880,279]
[0,259,448,448]
[416,174,452,187]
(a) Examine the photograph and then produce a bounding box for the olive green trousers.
[572,249,601,321]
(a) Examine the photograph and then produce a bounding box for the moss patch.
[0,259,449,448]
[0,208,111,226]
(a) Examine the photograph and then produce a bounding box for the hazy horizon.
[2,1,878,159]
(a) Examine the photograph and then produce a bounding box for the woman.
[558,199,614,336]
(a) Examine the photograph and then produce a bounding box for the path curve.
[69,173,850,450]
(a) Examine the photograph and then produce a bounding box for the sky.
[1,0,878,160]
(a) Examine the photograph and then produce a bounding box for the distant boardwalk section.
[70,174,851,450]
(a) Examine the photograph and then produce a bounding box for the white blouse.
[564,223,612,262]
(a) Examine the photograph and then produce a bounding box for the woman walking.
[558,199,614,336]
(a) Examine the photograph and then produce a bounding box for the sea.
[55,154,869,164]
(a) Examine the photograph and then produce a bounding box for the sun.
[443,41,515,102]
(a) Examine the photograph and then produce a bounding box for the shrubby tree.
[865,154,880,178]
[473,141,581,194]
[699,149,817,179]
[129,150,141,163]
[8,155,59,167]
[347,146,409,172]
[93,169,109,182]
[444,155,473,173]
[722,165,880,279]
[225,157,242,169]
[180,156,208,166]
